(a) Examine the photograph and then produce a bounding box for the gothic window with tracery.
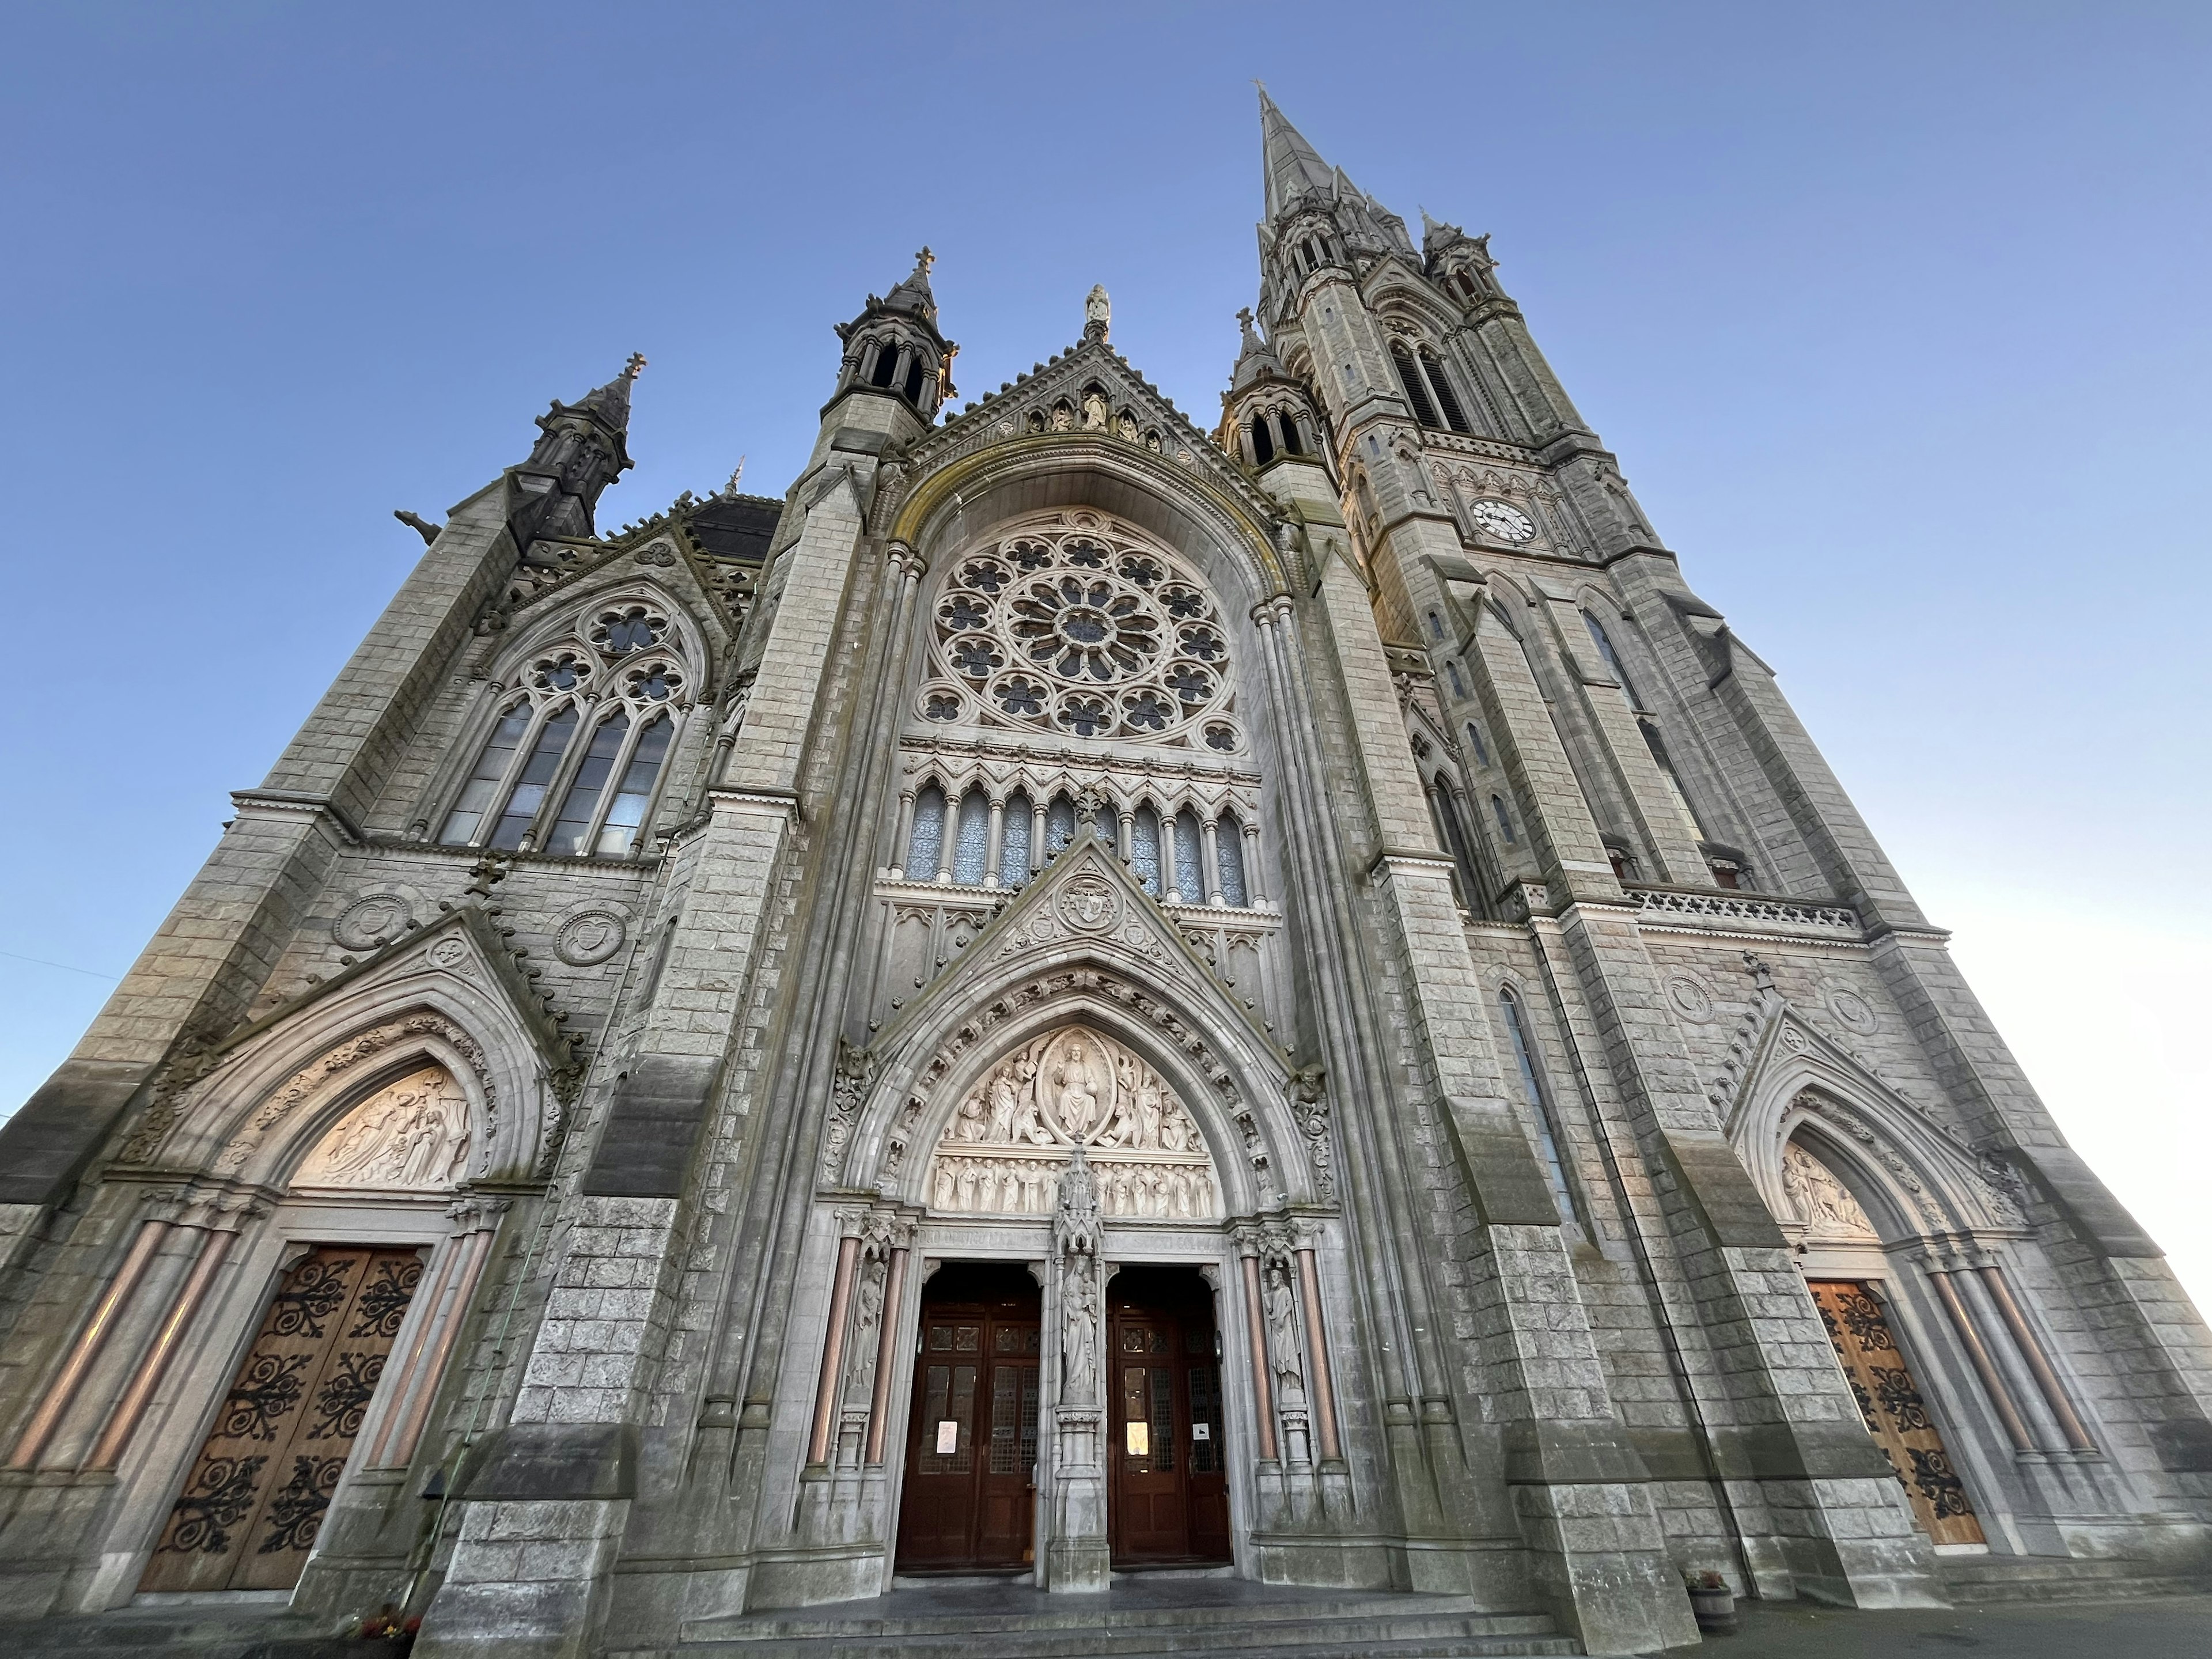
[440,603,688,856]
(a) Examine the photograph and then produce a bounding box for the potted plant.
[1684,1569,1736,1634]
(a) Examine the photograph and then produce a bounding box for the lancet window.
[438,602,689,857]
[1389,341,1471,434]
[1498,986,1579,1229]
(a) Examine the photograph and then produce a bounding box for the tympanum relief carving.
[927,1026,1217,1219]
[1782,1138,1879,1244]
[293,1065,472,1191]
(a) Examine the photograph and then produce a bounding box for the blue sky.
[3,2,2207,1303]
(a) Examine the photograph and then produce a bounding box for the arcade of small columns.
[885,767,1267,911]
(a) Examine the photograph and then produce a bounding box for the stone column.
[86,1192,263,1470]
[1200,819,1223,906]
[1927,1267,2036,1453]
[1240,821,1264,906]
[1045,1150,1108,1592]
[806,1220,865,1466]
[1029,800,1048,875]
[889,789,915,878]
[1295,1241,1341,1464]
[1234,1238,1278,1463]
[6,1214,169,1469]
[984,798,1006,887]
[1978,1264,2096,1452]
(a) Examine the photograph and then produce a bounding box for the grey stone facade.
[1,94,2207,1658]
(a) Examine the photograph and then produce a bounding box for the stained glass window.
[1130,808,1161,895]
[544,711,630,857]
[597,715,671,855]
[908,785,946,877]
[1001,793,1032,887]
[952,788,991,886]
[489,710,576,851]
[438,705,530,846]
[1172,810,1204,900]
[1044,795,1076,859]
[1217,813,1248,908]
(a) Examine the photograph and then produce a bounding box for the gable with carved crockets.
[831,837,1330,1214]
[115,907,581,1188]
[896,336,1283,534]
[1714,991,2025,1237]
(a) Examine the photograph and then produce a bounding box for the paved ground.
[1654,1593,2212,1656]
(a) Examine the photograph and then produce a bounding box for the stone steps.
[1937,1552,2212,1604]
[0,1607,354,1659]
[646,1588,1575,1659]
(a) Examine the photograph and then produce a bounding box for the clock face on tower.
[1468,499,1536,544]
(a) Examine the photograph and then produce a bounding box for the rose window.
[921,521,1236,744]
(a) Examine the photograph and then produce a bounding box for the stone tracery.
[915,514,1238,750]
[927,1026,1217,1218]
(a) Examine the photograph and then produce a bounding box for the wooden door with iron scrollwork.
[1809,1279,1984,1547]
[141,1245,425,1592]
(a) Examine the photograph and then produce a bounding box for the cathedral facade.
[2,94,2208,1657]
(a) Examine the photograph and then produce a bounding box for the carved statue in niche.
[294,1065,472,1191]
[926,1026,1218,1218]
[1081,389,1109,431]
[1062,1255,1099,1402]
[1783,1138,1880,1241]
[1263,1257,1306,1403]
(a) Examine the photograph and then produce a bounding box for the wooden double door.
[1108,1267,1229,1566]
[1809,1279,1985,1547]
[895,1264,1043,1573]
[141,1245,425,1592]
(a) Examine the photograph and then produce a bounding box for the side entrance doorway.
[895,1263,1041,1573]
[141,1244,425,1593]
[1808,1278,1985,1547]
[1107,1266,1229,1567]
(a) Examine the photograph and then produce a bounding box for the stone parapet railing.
[1624,885,1860,934]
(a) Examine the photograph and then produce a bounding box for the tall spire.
[1257,83,1338,223]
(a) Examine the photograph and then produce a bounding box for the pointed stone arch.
[1728,1018,2026,1243]
[831,842,1315,1217]
[118,912,576,1188]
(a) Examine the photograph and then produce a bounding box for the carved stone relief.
[927,1025,1217,1218]
[335,893,414,952]
[554,908,627,967]
[1782,1138,1879,1243]
[293,1065,473,1191]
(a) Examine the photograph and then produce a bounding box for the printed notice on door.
[936,1420,960,1455]
[1126,1421,1149,1456]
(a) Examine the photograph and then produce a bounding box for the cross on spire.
[623,352,647,379]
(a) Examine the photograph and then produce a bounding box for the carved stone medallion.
[335,894,411,952]
[427,937,469,970]
[1056,874,1120,935]
[1665,971,1715,1023]
[555,908,626,967]
[1824,983,1880,1035]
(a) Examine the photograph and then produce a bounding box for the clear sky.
[3,3,2207,1308]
